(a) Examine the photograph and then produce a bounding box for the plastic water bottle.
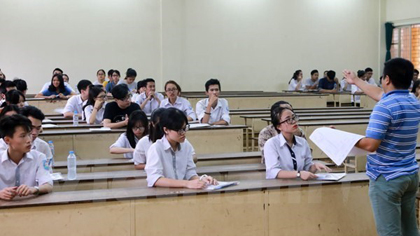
[73,111,79,126]
[67,151,77,180]
[47,140,55,174]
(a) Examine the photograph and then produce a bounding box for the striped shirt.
[366,90,420,181]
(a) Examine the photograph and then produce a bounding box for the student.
[132,79,146,103]
[103,69,113,88]
[318,70,339,93]
[364,67,377,86]
[83,86,107,125]
[264,107,331,180]
[351,70,367,104]
[93,69,106,86]
[258,101,306,163]
[409,69,419,90]
[0,115,53,200]
[105,70,120,93]
[36,74,76,98]
[145,108,217,188]
[287,70,304,91]
[3,80,16,91]
[103,84,141,129]
[195,78,230,125]
[304,70,319,90]
[135,78,164,114]
[62,80,92,118]
[343,58,420,236]
[20,106,53,160]
[110,110,148,159]
[410,80,420,99]
[0,69,6,80]
[160,80,196,121]
[1,90,25,108]
[118,68,137,92]
[340,77,352,92]
[0,104,20,118]
[13,79,28,96]
[39,68,75,94]
[133,108,165,170]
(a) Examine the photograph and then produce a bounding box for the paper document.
[54,108,64,114]
[309,127,371,166]
[316,173,346,181]
[89,127,111,131]
[42,119,54,123]
[50,172,63,181]
[206,181,239,190]
[189,123,210,129]
[42,124,58,128]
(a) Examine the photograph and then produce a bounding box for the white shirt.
[92,80,103,86]
[196,98,230,124]
[264,134,313,179]
[109,132,138,159]
[340,79,352,92]
[0,138,52,160]
[0,149,53,190]
[304,78,318,90]
[40,82,75,93]
[83,104,106,124]
[62,95,86,115]
[288,79,303,91]
[159,96,197,120]
[136,92,165,114]
[351,80,369,103]
[145,136,197,187]
[367,77,377,86]
[117,80,137,91]
[133,135,152,165]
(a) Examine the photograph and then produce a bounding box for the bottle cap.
[48,140,53,144]
[74,111,78,114]
[69,151,74,154]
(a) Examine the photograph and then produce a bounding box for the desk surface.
[241,112,372,119]
[0,173,368,209]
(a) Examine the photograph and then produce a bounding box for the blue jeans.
[369,173,419,236]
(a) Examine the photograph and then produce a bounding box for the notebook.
[206,181,239,190]
[316,173,346,181]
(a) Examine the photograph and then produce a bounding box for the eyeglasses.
[133,126,145,132]
[279,115,299,125]
[172,125,189,135]
[165,88,178,93]
[97,95,107,99]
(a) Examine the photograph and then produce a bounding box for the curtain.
[385,22,394,61]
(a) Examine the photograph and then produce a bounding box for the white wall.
[386,0,420,22]
[0,0,382,93]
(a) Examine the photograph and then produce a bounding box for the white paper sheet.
[42,124,58,128]
[42,119,54,123]
[54,108,64,114]
[309,127,371,166]
[89,127,111,131]
[50,172,63,181]
[206,181,239,190]
[316,173,346,181]
[189,123,210,129]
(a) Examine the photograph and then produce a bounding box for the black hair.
[48,74,66,93]
[53,68,63,74]
[20,105,45,121]
[327,70,336,80]
[77,80,93,92]
[125,68,137,78]
[0,114,32,139]
[111,84,129,100]
[0,104,20,118]
[164,80,182,93]
[4,80,16,89]
[62,74,69,82]
[107,69,114,77]
[82,86,105,120]
[270,101,293,132]
[155,108,188,141]
[414,69,419,75]
[271,107,294,131]
[149,108,166,143]
[13,79,27,92]
[97,69,106,76]
[112,70,121,77]
[365,67,373,73]
[310,70,319,76]
[137,80,146,90]
[357,70,365,78]
[126,110,149,148]
[144,78,155,87]
[411,80,420,94]
[383,58,414,89]
[2,90,25,107]
[205,78,221,91]
[289,70,302,84]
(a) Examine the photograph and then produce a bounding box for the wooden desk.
[0,173,375,236]
[26,98,68,114]
[39,125,246,160]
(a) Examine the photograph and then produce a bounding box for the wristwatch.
[296,171,301,178]
[33,186,40,195]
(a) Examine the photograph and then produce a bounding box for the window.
[391,24,420,69]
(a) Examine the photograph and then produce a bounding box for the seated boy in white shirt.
[136,78,164,114]
[0,115,53,200]
[63,80,92,118]
[195,79,230,125]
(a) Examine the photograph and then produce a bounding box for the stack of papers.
[206,181,239,190]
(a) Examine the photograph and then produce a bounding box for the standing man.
[343,58,420,236]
